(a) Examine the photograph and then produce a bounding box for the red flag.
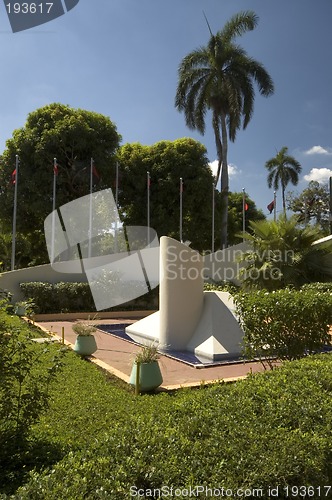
[245,202,249,211]
[267,200,275,213]
[11,169,16,185]
[53,162,59,175]
[92,164,100,180]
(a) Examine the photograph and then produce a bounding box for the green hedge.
[235,288,332,366]
[19,281,159,313]
[0,309,65,493]
[301,282,332,293]
[203,280,240,294]
[8,355,332,499]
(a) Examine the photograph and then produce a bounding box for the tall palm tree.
[175,10,274,248]
[265,147,302,215]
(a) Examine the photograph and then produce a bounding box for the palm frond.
[219,11,258,44]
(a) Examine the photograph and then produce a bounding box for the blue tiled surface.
[96,323,243,367]
[97,323,332,368]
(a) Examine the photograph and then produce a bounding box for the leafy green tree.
[0,103,121,266]
[287,181,330,232]
[175,10,274,248]
[117,138,215,252]
[265,146,301,215]
[0,229,37,271]
[239,215,332,290]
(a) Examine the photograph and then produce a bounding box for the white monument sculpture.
[126,236,245,361]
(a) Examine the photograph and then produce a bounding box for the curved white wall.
[159,237,204,350]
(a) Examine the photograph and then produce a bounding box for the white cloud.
[304,145,332,155]
[304,168,332,183]
[208,160,241,178]
[229,163,240,177]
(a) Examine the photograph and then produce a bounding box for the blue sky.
[1,0,332,216]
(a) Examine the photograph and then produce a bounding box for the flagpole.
[242,188,246,242]
[211,182,215,253]
[274,191,277,222]
[88,157,93,259]
[11,155,19,271]
[114,162,119,253]
[146,171,151,246]
[115,162,119,208]
[329,176,332,235]
[179,177,183,243]
[51,157,57,263]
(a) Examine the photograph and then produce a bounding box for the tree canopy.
[0,103,121,235]
[0,103,269,268]
[117,138,215,252]
[287,181,330,233]
[0,103,121,266]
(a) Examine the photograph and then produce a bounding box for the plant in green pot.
[129,342,163,393]
[14,299,35,317]
[72,319,98,356]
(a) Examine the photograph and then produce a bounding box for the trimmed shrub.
[235,288,332,366]
[19,282,94,313]
[20,281,159,313]
[301,282,332,293]
[204,280,240,294]
[0,310,65,492]
[10,355,332,498]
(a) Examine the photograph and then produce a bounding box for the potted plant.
[129,342,163,393]
[14,299,35,317]
[72,319,98,356]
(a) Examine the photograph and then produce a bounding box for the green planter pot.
[73,335,97,356]
[14,305,27,316]
[129,361,163,392]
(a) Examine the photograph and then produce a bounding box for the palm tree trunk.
[282,185,286,217]
[220,113,229,248]
[213,112,223,187]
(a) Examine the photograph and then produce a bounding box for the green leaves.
[0,310,66,491]
[1,298,332,496]
[0,103,121,261]
[175,10,274,247]
[20,281,159,313]
[265,147,302,213]
[9,353,332,497]
[235,288,332,364]
[287,180,330,231]
[239,216,332,290]
[117,138,214,251]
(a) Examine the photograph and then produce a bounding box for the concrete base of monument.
[125,311,161,346]
[125,291,243,363]
[187,291,243,361]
